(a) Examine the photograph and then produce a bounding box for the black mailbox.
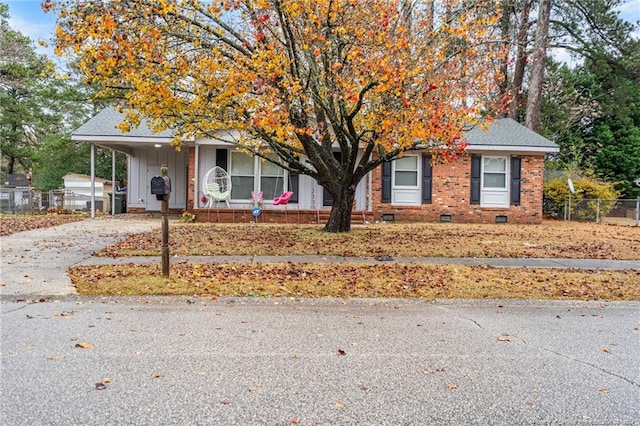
[151,175,171,200]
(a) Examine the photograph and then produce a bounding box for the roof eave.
[71,134,174,143]
[467,145,559,154]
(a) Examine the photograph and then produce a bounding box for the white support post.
[194,143,200,208]
[90,143,96,219]
[112,149,116,216]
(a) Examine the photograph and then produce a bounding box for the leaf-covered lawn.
[97,221,640,260]
[0,214,87,236]
[70,220,640,300]
[70,262,640,300]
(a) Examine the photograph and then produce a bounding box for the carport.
[71,108,189,218]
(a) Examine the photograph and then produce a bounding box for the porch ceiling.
[70,135,187,156]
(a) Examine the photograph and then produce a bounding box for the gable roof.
[73,107,175,139]
[74,108,558,154]
[63,172,116,185]
[464,118,559,153]
[72,108,176,155]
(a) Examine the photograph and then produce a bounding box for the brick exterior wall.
[191,208,373,225]
[371,154,546,224]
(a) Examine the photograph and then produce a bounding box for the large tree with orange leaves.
[45,0,505,232]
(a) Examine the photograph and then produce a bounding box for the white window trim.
[391,155,421,206]
[480,155,509,208]
[392,155,420,188]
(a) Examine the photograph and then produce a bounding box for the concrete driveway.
[0,216,161,296]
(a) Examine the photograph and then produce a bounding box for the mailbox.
[151,175,171,200]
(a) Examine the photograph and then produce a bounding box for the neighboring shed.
[63,173,117,212]
[0,174,31,214]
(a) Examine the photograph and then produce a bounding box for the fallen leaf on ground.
[446,383,458,389]
[220,399,231,405]
[95,382,107,390]
[47,355,65,361]
[75,342,94,349]
[151,373,164,379]
[498,335,513,342]
[337,349,346,355]
[335,402,345,409]
[603,348,611,354]
[598,387,609,393]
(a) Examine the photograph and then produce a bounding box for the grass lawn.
[97,220,639,259]
[71,221,640,300]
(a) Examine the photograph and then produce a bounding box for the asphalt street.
[2,296,639,425]
[1,216,639,425]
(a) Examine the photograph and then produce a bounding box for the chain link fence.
[0,188,98,214]
[558,197,640,226]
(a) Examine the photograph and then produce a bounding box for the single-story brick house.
[73,107,558,223]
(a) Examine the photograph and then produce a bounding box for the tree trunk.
[499,0,514,102]
[525,0,551,132]
[323,187,356,233]
[7,155,15,175]
[510,0,533,120]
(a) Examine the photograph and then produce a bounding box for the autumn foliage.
[45,0,506,231]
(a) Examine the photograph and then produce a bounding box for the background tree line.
[0,3,126,191]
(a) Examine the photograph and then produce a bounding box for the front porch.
[190,208,374,225]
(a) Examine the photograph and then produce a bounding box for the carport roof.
[73,107,175,139]
[72,108,176,155]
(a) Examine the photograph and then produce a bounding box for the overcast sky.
[5,0,640,65]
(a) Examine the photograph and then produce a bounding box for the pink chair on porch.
[273,191,294,206]
[273,191,294,221]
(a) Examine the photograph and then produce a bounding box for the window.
[230,152,254,200]
[389,155,421,206]
[393,156,418,187]
[260,155,285,200]
[230,152,287,201]
[482,157,507,189]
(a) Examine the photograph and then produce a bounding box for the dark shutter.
[381,162,392,203]
[289,172,299,203]
[421,155,432,204]
[510,156,521,206]
[470,155,481,205]
[216,149,228,171]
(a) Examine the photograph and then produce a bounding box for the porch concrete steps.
[315,210,371,225]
